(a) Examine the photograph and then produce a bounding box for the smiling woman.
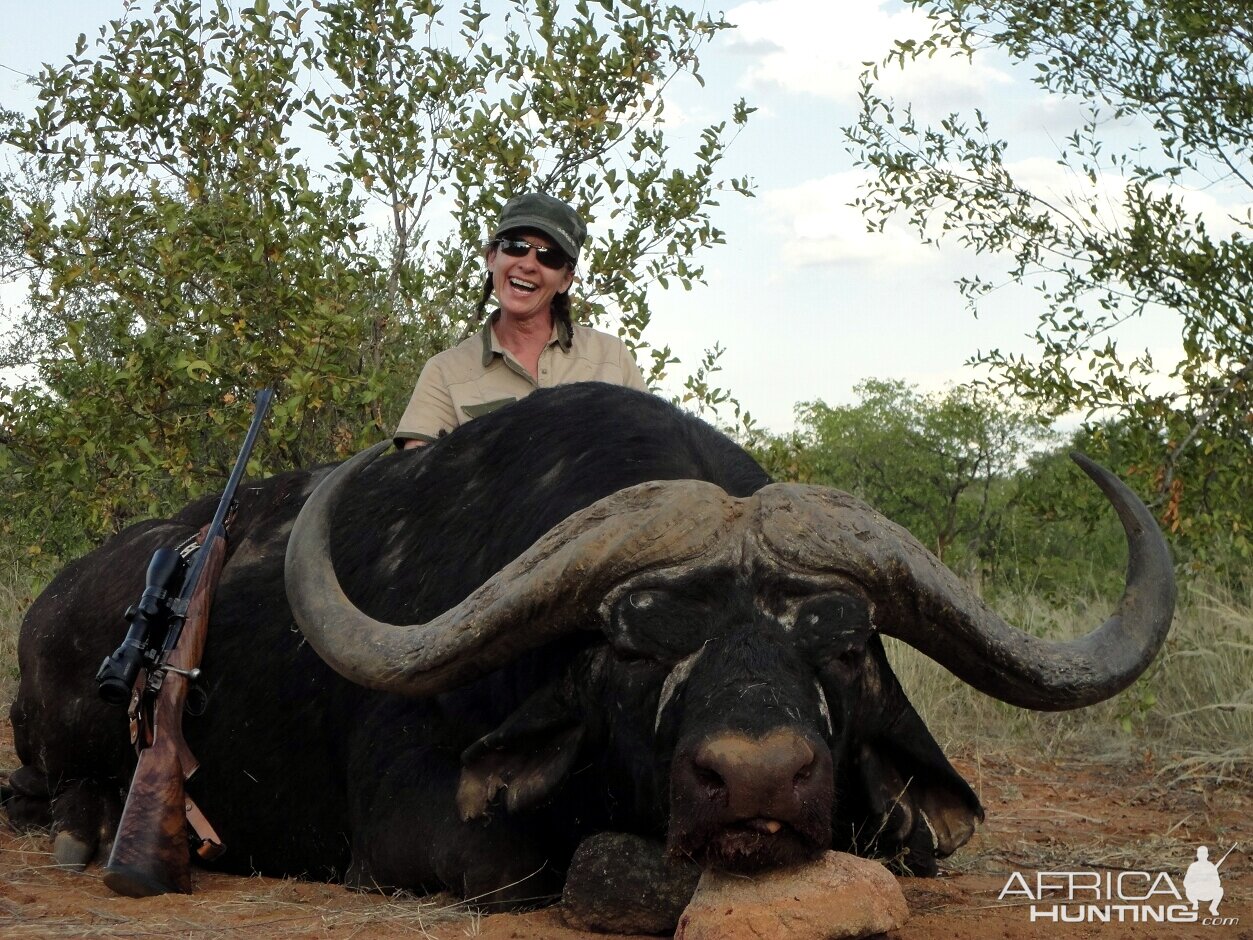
[393,193,649,448]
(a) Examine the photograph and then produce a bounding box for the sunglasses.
[491,238,571,271]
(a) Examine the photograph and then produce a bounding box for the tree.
[0,0,751,556]
[846,0,1253,564]
[995,422,1162,598]
[795,378,1051,570]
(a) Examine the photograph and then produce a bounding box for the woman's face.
[487,230,575,322]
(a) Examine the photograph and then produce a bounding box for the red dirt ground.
[2,733,1249,940]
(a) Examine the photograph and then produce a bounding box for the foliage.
[794,378,1052,571]
[989,435,1132,598]
[0,0,751,558]
[845,0,1253,566]
[745,428,816,486]
[767,372,1236,597]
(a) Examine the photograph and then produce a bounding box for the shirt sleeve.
[393,357,458,447]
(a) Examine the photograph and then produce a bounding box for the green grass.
[885,580,1253,782]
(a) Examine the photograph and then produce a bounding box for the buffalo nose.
[687,729,821,819]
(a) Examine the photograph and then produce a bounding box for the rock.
[561,832,702,935]
[674,851,908,940]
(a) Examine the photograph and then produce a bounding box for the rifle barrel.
[206,387,274,541]
[165,388,273,643]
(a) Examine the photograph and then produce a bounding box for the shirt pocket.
[460,397,517,420]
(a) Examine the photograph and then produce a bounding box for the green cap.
[493,193,587,262]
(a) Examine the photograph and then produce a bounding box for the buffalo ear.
[855,728,983,870]
[457,721,585,822]
[834,641,984,874]
[457,648,606,822]
[912,760,983,858]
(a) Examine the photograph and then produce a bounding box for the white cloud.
[760,171,956,270]
[726,0,1009,108]
[765,153,1253,275]
[1004,156,1253,245]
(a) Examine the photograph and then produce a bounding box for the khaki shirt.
[394,316,649,445]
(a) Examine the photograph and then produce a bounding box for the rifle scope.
[96,547,187,706]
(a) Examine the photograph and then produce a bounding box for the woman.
[393,193,648,449]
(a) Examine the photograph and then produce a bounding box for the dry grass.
[0,802,489,938]
[0,878,486,939]
[184,886,486,937]
[950,829,1203,876]
[885,580,1253,778]
[0,557,40,709]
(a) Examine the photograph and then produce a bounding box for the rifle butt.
[103,744,193,897]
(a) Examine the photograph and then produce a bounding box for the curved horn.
[285,443,743,697]
[754,453,1175,710]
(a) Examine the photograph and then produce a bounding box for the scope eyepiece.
[96,639,147,705]
[95,547,187,705]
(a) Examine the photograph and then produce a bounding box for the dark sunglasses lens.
[536,249,568,270]
[497,239,568,270]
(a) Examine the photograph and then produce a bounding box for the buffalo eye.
[611,586,717,661]
[607,590,671,662]
[629,591,657,610]
[835,647,864,668]
[792,592,873,666]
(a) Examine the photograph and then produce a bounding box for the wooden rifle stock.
[103,532,226,897]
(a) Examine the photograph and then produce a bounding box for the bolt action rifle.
[95,388,273,897]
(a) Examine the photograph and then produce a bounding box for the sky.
[0,0,1201,434]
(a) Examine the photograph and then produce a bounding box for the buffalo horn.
[285,443,742,696]
[756,453,1175,710]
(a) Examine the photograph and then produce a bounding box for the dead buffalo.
[6,382,1174,905]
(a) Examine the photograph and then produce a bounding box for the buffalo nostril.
[693,764,727,798]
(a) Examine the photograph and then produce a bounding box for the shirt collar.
[479,311,573,366]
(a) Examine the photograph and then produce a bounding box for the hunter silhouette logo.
[998,841,1240,926]
[1184,844,1234,917]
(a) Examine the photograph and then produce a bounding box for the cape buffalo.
[6,382,1174,905]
